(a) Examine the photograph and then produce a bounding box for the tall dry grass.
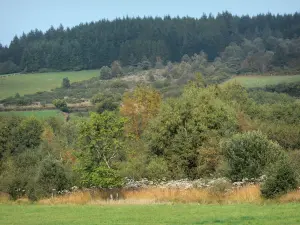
[279,189,300,203]
[37,185,264,205]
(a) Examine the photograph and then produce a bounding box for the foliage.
[91,92,121,113]
[111,61,123,78]
[261,158,298,198]
[0,116,43,157]
[16,117,44,150]
[120,85,161,138]
[33,156,72,199]
[52,99,69,112]
[222,131,284,181]
[80,166,123,188]
[145,84,238,179]
[77,112,125,186]
[62,77,70,88]
[145,157,170,181]
[99,66,112,80]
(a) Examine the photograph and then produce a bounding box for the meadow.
[1,203,300,225]
[0,110,64,119]
[0,70,99,99]
[225,74,300,88]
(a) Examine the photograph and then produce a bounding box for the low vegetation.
[225,75,300,88]
[2,203,300,225]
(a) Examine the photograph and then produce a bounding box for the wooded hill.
[1,12,300,74]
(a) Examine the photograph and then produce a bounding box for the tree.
[78,112,126,170]
[222,131,285,181]
[111,61,123,78]
[120,85,161,138]
[16,117,44,150]
[145,85,238,179]
[139,56,152,70]
[91,92,120,113]
[52,99,69,112]
[34,156,71,199]
[99,66,112,80]
[261,158,298,198]
[62,77,70,88]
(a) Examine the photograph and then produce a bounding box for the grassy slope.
[1,204,300,225]
[0,110,64,120]
[224,75,300,88]
[0,70,99,99]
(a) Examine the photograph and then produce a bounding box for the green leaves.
[145,85,238,179]
[222,131,285,181]
[77,112,126,187]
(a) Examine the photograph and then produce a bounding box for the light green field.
[0,70,99,99]
[1,204,300,225]
[0,110,64,119]
[225,75,300,88]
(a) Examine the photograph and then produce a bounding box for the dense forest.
[1,12,300,74]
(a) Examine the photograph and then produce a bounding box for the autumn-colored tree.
[120,85,161,138]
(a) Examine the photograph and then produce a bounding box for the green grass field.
[0,110,64,119]
[0,70,99,99]
[225,75,300,88]
[1,204,300,225]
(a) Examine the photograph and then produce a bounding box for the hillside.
[1,12,300,75]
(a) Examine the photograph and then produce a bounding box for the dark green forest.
[1,12,300,74]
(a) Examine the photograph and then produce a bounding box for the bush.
[99,66,112,80]
[146,157,170,181]
[222,131,284,181]
[52,99,69,112]
[261,158,298,199]
[62,77,70,88]
[33,156,72,200]
[80,166,124,188]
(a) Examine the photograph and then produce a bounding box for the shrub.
[222,131,284,181]
[33,156,72,200]
[80,166,124,188]
[261,158,298,199]
[52,99,69,112]
[110,80,129,89]
[99,66,112,80]
[146,157,170,181]
[62,77,71,88]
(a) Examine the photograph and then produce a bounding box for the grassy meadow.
[0,110,64,120]
[0,70,99,99]
[225,74,300,88]
[1,203,300,225]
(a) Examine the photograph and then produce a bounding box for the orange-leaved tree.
[120,85,161,138]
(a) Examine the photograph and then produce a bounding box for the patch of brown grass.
[279,189,300,203]
[227,185,262,203]
[34,185,300,205]
[0,192,10,203]
[38,191,92,205]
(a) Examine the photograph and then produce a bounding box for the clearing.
[1,203,300,225]
[0,70,99,99]
[224,74,300,88]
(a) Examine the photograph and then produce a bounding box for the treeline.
[1,82,300,200]
[1,12,300,74]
